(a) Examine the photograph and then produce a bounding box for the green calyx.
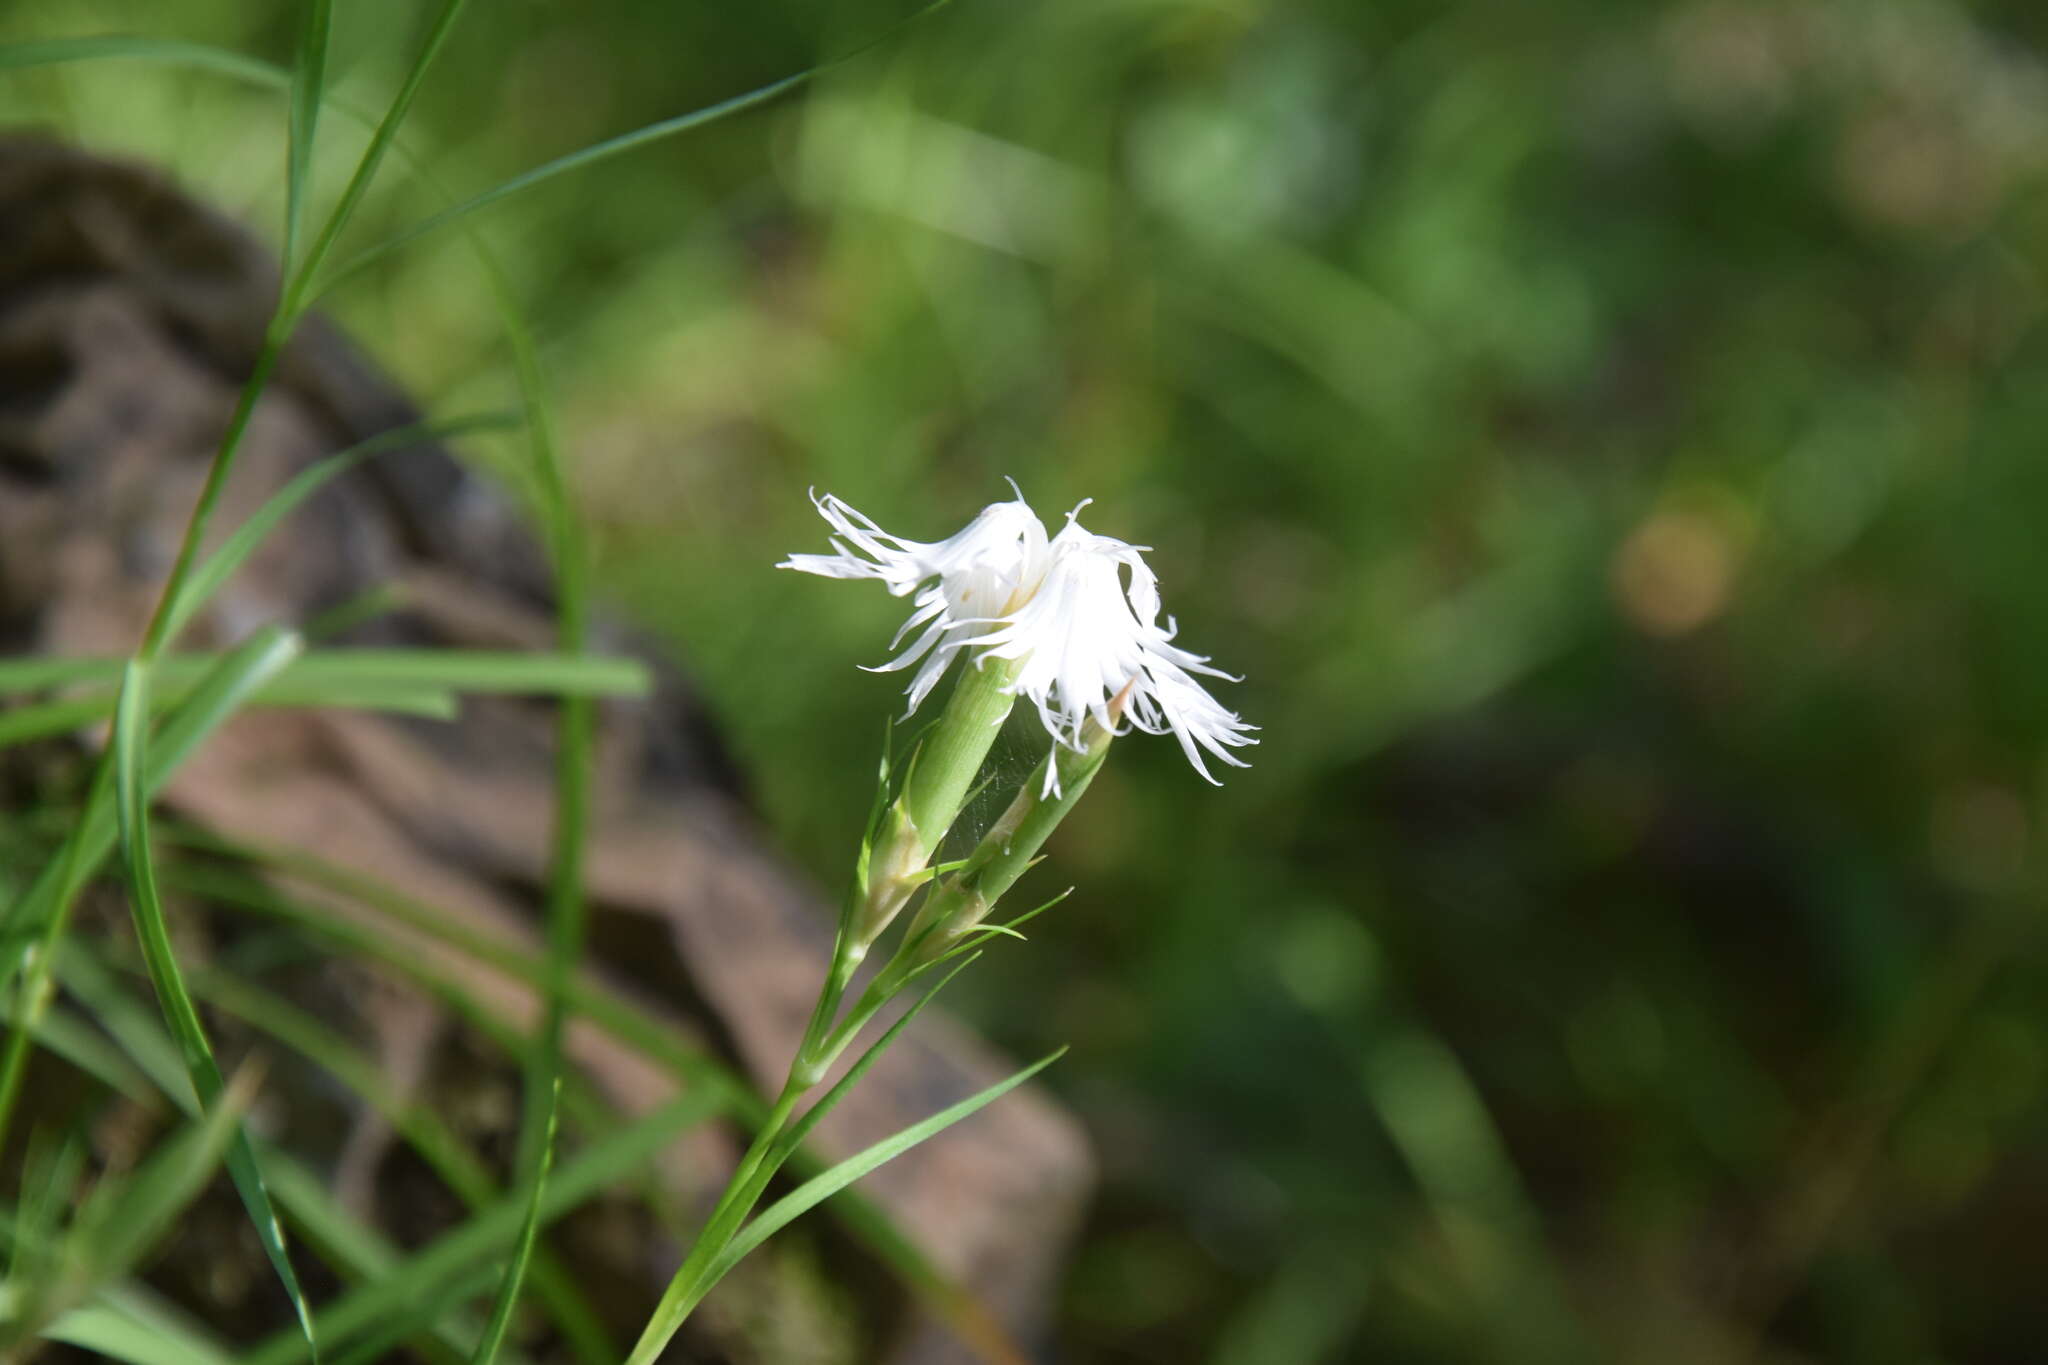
[899,654,1021,859]
[907,718,1114,962]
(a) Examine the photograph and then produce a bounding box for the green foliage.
[9,0,2048,1361]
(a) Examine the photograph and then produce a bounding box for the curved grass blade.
[155,846,738,1100]
[52,949,488,1365]
[38,1300,236,1365]
[111,662,319,1358]
[6,1000,156,1104]
[283,0,334,275]
[0,34,286,86]
[3,629,303,938]
[182,967,613,1364]
[0,629,303,1165]
[312,0,958,297]
[162,410,519,645]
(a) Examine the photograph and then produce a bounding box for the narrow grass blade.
[0,658,117,691]
[54,950,490,1364]
[110,662,319,1359]
[0,35,287,86]
[0,629,301,1163]
[249,680,457,718]
[282,651,647,697]
[258,1157,491,1365]
[182,966,613,1363]
[39,1301,236,1365]
[1,649,645,702]
[469,1081,560,1365]
[154,849,737,1100]
[313,0,958,296]
[473,163,598,1365]
[161,411,518,645]
[244,1093,722,1365]
[2,994,250,1342]
[284,0,335,274]
[0,695,120,747]
[6,1001,156,1103]
[158,840,1011,1354]
[4,1130,84,1288]
[316,71,808,293]
[3,629,302,941]
[720,1048,1065,1272]
[281,0,471,317]
[73,1066,258,1293]
[0,682,454,754]
[327,1261,505,1365]
[624,959,977,1364]
[625,1047,1064,1364]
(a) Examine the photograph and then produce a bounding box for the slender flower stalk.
[627,486,1252,1362]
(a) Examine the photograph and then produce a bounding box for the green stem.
[626,661,1058,1360]
[135,326,289,661]
[623,1081,807,1364]
[0,753,117,1152]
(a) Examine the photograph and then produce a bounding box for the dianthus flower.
[781,487,1255,787]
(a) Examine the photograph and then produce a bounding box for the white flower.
[779,488,1050,713]
[780,487,1256,787]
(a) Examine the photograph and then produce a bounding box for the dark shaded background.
[7,0,2048,1360]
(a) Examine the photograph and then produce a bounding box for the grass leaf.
[39,1300,237,1365]
[0,682,455,754]
[159,839,1005,1350]
[182,966,613,1363]
[110,661,320,1358]
[283,0,334,275]
[281,0,471,316]
[53,950,493,1364]
[243,1092,722,1365]
[624,1045,1063,1364]
[312,0,958,296]
[718,1049,1063,1277]
[0,34,286,86]
[72,1067,257,1295]
[161,411,519,646]
[468,1081,560,1365]
[0,629,303,1168]
[1,649,646,701]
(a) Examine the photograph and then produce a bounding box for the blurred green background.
[9,0,2048,1359]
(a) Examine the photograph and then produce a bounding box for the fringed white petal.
[782,488,1254,787]
[780,489,1049,714]
[962,515,1256,794]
